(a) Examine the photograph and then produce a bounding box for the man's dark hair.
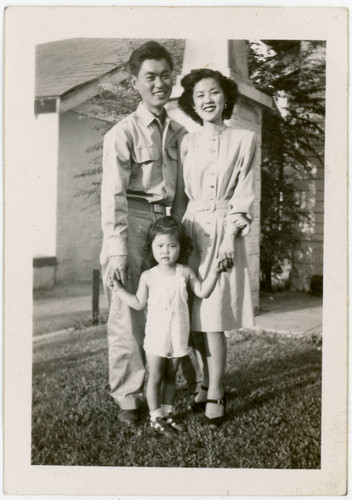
[178,68,238,125]
[128,41,173,76]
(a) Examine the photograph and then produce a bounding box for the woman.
[177,69,257,427]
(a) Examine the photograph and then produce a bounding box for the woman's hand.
[218,234,235,271]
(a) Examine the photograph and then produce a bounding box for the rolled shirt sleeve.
[224,131,257,236]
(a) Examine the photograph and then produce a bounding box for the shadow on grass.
[32,328,321,469]
[33,347,108,376]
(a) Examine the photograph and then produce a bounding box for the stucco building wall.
[229,96,263,311]
[56,110,104,282]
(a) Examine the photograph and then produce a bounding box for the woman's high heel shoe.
[204,394,227,427]
[191,385,208,412]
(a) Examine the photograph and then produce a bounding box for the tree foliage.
[248,41,326,290]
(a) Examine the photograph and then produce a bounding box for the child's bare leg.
[146,352,165,412]
[161,358,181,407]
[146,353,177,436]
[161,358,185,432]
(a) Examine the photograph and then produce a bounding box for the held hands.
[106,276,124,292]
[217,234,235,272]
[213,257,228,274]
[113,277,124,291]
[106,255,128,288]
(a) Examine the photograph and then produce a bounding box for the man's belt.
[187,199,229,213]
[127,197,167,214]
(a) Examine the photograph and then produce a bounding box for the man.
[100,41,200,426]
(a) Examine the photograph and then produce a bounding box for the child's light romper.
[144,264,190,358]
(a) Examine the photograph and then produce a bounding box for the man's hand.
[111,276,123,291]
[107,255,128,287]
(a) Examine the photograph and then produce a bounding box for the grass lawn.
[32,327,321,468]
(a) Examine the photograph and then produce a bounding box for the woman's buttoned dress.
[181,125,257,332]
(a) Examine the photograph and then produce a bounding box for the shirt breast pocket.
[131,145,159,189]
[166,145,178,162]
[133,145,159,164]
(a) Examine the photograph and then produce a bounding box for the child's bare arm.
[187,259,223,299]
[112,271,148,310]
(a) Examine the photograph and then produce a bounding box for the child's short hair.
[128,41,173,76]
[144,216,193,269]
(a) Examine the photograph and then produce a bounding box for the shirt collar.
[136,101,171,128]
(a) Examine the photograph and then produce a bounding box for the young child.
[111,216,223,437]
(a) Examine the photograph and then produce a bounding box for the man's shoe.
[118,409,139,426]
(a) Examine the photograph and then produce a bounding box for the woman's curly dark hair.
[178,68,238,125]
[143,216,193,269]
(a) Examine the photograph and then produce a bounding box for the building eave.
[35,66,129,114]
[59,67,129,113]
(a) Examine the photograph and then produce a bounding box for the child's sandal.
[150,417,175,437]
[165,416,185,432]
[204,394,227,427]
[191,385,209,412]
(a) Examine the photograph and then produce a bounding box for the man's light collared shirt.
[101,102,186,257]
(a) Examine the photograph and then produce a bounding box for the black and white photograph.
[4,6,348,497]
